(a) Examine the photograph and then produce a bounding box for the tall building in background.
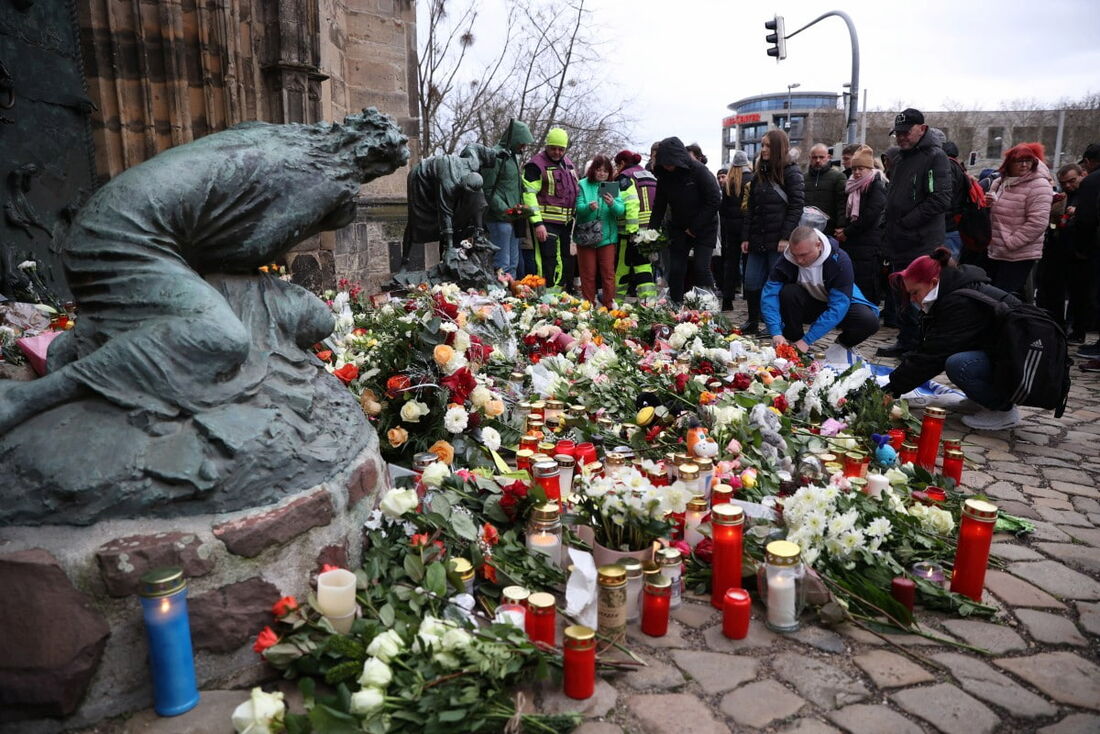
[722,91,844,166]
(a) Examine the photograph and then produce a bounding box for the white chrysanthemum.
[453,329,471,353]
[837,529,865,556]
[661,481,691,514]
[480,426,501,452]
[443,405,468,433]
[866,517,892,538]
[802,547,821,567]
[470,385,492,409]
[439,321,458,333]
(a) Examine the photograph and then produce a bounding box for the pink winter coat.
[987,169,1054,262]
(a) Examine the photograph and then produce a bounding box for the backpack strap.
[955,287,1015,316]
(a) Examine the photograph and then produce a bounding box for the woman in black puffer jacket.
[740,129,804,334]
[836,145,887,304]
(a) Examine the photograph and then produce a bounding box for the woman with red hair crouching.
[883,247,1022,431]
[986,142,1054,298]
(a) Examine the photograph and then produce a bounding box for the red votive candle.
[722,588,751,639]
[574,442,597,467]
[925,486,947,503]
[888,428,907,451]
[519,435,539,452]
[555,439,576,457]
[842,453,865,478]
[641,576,671,637]
[900,442,918,465]
[915,407,946,471]
[709,504,745,609]
[950,499,998,601]
[942,449,964,487]
[711,483,733,506]
[516,449,534,473]
[563,625,596,700]
[532,460,561,502]
[525,592,556,646]
[891,577,916,613]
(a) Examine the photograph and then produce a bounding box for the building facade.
[722,91,845,167]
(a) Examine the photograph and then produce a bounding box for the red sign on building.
[722,113,762,127]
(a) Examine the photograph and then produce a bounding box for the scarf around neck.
[844,170,877,221]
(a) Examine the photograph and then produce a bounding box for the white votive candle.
[866,473,889,499]
[317,569,357,618]
[527,531,562,567]
[767,574,797,629]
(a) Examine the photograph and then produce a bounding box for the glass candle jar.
[527,502,562,567]
[865,473,889,500]
[515,401,533,430]
[525,592,556,646]
[683,495,708,548]
[950,499,998,601]
[508,371,526,399]
[842,452,864,478]
[138,567,200,716]
[941,438,962,455]
[525,418,545,440]
[899,442,918,465]
[722,588,751,640]
[519,434,539,452]
[916,406,946,471]
[641,575,672,637]
[757,540,805,632]
[621,558,644,623]
[574,442,597,468]
[664,452,680,482]
[448,557,475,595]
[538,441,557,457]
[529,400,546,418]
[532,460,562,502]
[555,439,576,457]
[678,463,700,494]
[942,449,965,487]
[563,625,596,700]
[657,547,683,609]
[695,458,715,498]
[924,486,947,503]
[554,454,576,499]
[545,399,566,423]
[891,577,915,614]
[604,452,627,479]
[711,483,733,506]
[709,503,745,609]
[911,561,946,588]
[494,602,526,627]
[888,428,906,451]
[501,585,530,607]
[597,564,628,641]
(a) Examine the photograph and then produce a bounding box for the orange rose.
[433,344,455,367]
[428,440,455,465]
[387,427,409,448]
[484,399,505,417]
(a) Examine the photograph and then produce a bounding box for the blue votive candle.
[139,567,200,716]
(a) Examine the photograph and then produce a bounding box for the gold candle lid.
[528,591,555,610]
[765,540,802,566]
[502,585,530,605]
[530,400,546,410]
[694,457,714,471]
[531,502,560,521]
[139,567,186,598]
[945,449,965,460]
[413,451,440,470]
[554,453,576,468]
[901,442,918,451]
[597,564,627,586]
[712,483,733,497]
[563,624,595,642]
[538,441,556,453]
[532,460,560,478]
[509,371,526,382]
[658,547,682,565]
[620,558,643,578]
[636,406,656,426]
[712,503,744,526]
[962,498,998,521]
[678,463,700,478]
[686,495,708,512]
[448,557,474,579]
[925,406,947,419]
[641,561,661,579]
[644,574,672,591]
[546,399,565,410]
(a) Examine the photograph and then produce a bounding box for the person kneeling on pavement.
[762,225,880,359]
[883,247,1021,430]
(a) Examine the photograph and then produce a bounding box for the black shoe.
[740,320,759,335]
[1078,342,1100,358]
[721,301,734,312]
[1067,331,1086,344]
[875,344,910,359]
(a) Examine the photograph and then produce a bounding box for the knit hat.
[850,145,875,170]
[731,150,751,168]
[545,128,569,148]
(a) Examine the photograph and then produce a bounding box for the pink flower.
[455,468,475,481]
[725,439,742,456]
[820,418,847,437]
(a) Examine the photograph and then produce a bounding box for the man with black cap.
[1072,144,1100,364]
[877,108,953,359]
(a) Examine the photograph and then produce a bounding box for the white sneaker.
[961,406,1021,431]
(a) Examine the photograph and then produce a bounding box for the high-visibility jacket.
[616,165,657,234]
[522,151,579,225]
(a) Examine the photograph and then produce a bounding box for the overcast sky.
[427,0,1098,167]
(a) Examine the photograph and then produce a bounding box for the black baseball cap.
[891,108,925,134]
[1080,143,1100,163]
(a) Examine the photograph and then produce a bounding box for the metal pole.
[784,10,860,144]
[860,88,868,144]
[1053,109,1066,173]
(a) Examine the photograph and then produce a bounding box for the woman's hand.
[772,334,787,347]
[741,241,750,254]
[778,239,790,253]
[601,193,615,206]
[588,201,599,211]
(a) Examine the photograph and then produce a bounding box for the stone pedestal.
[0,438,388,733]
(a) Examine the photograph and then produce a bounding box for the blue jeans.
[489,220,520,276]
[743,250,782,292]
[944,230,962,261]
[945,350,1002,409]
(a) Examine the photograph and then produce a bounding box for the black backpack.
[956,288,1071,417]
[956,168,992,254]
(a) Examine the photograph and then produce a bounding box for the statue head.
[459,172,483,192]
[337,108,410,182]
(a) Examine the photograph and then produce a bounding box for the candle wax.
[766,574,797,629]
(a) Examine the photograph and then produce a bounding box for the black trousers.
[1038,244,1094,333]
[986,258,1035,300]
[668,232,714,304]
[779,283,880,348]
[534,222,576,292]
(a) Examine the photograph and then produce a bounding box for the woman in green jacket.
[574,154,625,307]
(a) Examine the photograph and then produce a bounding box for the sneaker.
[875,344,910,359]
[961,406,1021,431]
[1077,342,1100,358]
[823,343,865,367]
[1080,359,1100,373]
[740,320,760,336]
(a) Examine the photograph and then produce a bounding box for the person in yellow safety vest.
[522,128,579,292]
[612,150,658,299]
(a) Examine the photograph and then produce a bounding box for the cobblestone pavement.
[535,303,1100,734]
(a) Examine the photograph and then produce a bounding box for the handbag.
[573,219,603,247]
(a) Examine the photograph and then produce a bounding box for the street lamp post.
[786,83,801,130]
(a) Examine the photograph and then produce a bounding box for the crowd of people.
[477,111,1096,430]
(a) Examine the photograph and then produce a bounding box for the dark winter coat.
[648,137,721,246]
[884,130,953,265]
[944,158,970,233]
[719,170,753,244]
[841,174,886,261]
[1071,167,1100,257]
[803,164,847,232]
[743,161,805,253]
[480,120,535,221]
[886,264,1017,396]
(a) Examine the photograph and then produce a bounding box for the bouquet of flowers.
[632,228,668,257]
[503,203,534,221]
[568,467,685,551]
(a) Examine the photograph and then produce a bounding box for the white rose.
[444,405,469,433]
[379,488,418,519]
[470,385,492,408]
[400,399,430,423]
[231,687,285,734]
[365,629,404,662]
[884,467,908,485]
[349,687,385,716]
[453,329,471,352]
[358,657,393,688]
[480,426,501,452]
[421,461,450,488]
[440,626,473,650]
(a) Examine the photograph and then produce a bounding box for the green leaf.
[285,712,312,734]
[262,642,305,668]
[438,709,467,722]
[298,676,316,706]
[404,553,425,582]
[324,660,362,685]
[308,703,360,734]
[451,511,479,541]
[430,494,453,518]
[425,561,447,597]
[379,602,396,628]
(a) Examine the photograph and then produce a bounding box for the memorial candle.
[950,499,998,601]
[563,625,596,700]
[532,460,562,502]
[865,473,889,500]
[915,407,947,470]
[722,588,751,639]
[139,567,200,716]
[711,483,733,506]
[554,454,576,499]
[709,503,745,609]
[574,442,597,468]
[888,428,906,450]
[683,495,708,548]
[525,592,556,646]
[899,442,918,465]
[555,439,576,457]
[891,577,916,614]
[641,575,671,637]
[317,568,358,633]
[526,502,562,567]
[942,449,965,487]
[761,540,804,632]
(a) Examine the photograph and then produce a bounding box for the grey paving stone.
[1024,485,1071,500]
[990,543,1044,561]
[1050,481,1100,499]
[669,650,757,695]
[996,500,1043,520]
[961,470,994,489]
[670,601,718,628]
[574,724,623,734]
[1008,560,1100,600]
[965,434,1011,451]
[1042,466,1095,485]
[790,625,848,654]
[989,461,1039,476]
[834,623,883,646]
[1077,601,1100,637]
[719,680,806,729]
[891,683,1001,734]
[1015,444,1082,461]
[700,619,777,651]
[776,718,841,734]
[539,678,618,717]
[628,693,731,734]
[1038,713,1100,734]
[620,655,687,691]
[1034,497,1077,510]
[984,570,1067,608]
[931,652,1058,718]
[994,651,1100,710]
[981,481,1027,502]
[939,619,1028,654]
[1036,506,1094,527]
[1035,543,1100,573]
[1029,521,1076,542]
[853,649,934,688]
[827,704,924,734]
[1014,608,1089,647]
[1062,526,1100,546]
[117,690,245,734]
[627,620,690,649]
[772,652,871,710]
[1071,496,1100,514]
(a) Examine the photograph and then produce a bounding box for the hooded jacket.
[886,264,1017,396]
[647,137,721,244]
[987,167,1054,262]
[761,231,877,345]
[804,164,848,232]
[883,128,953,265]
[743,161,805,253]
[481,120,535,221]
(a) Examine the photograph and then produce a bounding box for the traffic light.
[765,16,786,60]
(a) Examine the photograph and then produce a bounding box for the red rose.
[433,294,459,319]
[674,373,691,393]
[386,374,411,398]
[645,424,664,442]
[315,349,333,362]
[333,364,359,384]
[253,626,279,653]
[772,394,789,413]
[320,564,343,573]
[694,538,714,563]
[731,372,752,391]
[272,596,298,617]
[499,480,529,520]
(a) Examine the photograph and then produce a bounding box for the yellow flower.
[433,344,454,367]
[484,399,505,417]
[387,427,409,448]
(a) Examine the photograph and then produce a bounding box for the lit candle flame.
[159,597,171,614]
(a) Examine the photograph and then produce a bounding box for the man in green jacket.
[481,119,535,276]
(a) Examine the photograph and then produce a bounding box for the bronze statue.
[0,108,408,524]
